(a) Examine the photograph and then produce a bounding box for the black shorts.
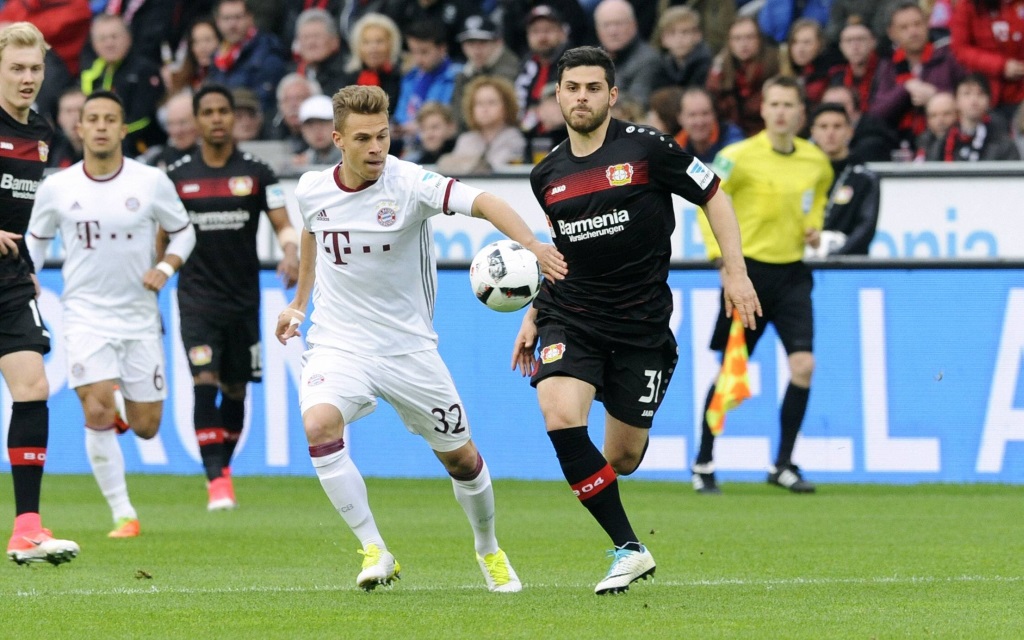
[710,258,813,355]
[179,308,262,383]
[530,323,678,428]
[0,284,50,358]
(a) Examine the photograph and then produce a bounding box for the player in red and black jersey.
[165,84,299,511]
[0,23,78,565]
[512,46,760,595]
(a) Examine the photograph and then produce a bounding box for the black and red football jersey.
[529,118,719,347]
[167,148,282,313]
[0,106,52,290]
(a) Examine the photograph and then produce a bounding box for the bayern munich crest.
[228,176,253,196]
[376,200,398,227]
[606,163,634,187]
[125,197,140,211]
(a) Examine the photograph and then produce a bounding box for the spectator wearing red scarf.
[828,22,880,113]
[869,0,964,149]
[922,72,1020,161]
[207,0,288,117]
[949,0,1024,121]
[706,15,780,137]
[340,12,402,118]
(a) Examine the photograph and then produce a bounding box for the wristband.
[155,261,175,277]
[277,226,299,248]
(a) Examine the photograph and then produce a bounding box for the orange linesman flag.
[705,310,751,435]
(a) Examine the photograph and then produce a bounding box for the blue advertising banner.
[2,268,1023,484]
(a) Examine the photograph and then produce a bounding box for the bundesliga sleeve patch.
[711,154,734,180]
[266,184,286,209]
[686,158,714,189]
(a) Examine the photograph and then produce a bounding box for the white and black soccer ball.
[469,240,542,312]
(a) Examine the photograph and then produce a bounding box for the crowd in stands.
[11,0,1024,174]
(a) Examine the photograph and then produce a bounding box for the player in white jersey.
[275,85,565,593]
[27,91,196,539]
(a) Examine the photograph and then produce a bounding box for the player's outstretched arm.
[268,207,300,288]
[276,229,316,344]
[510,305,539,376]
[471,192,567,282]
[703,190,762,329]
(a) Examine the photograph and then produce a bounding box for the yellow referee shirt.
[698,131,833,264]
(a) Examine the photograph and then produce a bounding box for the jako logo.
[551,184,566,195]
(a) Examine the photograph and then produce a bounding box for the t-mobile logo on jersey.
[320,230,392,265]
[74,220,134,248]
[75,220,101,249]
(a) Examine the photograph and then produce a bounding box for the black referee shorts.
[709,258,813,355]
[531,323,678,429]
[0,284,50,358]
[180,308,262,383]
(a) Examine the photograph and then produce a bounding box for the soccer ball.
[469,240,542,312]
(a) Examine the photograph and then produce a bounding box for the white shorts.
[300,346,471,453]
[65,331,167,402]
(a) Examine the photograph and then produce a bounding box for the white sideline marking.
[10,574,1022,598]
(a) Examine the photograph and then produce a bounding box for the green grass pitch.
[5,475,1023,639]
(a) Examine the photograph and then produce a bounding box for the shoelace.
[358,546,381,569]
[483,552,510,584]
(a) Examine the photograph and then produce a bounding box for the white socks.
[311,443,385,550]
[452,458,499,556]
[85,425,137,522]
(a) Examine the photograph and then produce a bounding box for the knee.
[441,446,479,478]
[303,408,343,446]
[221,382,247,401]
[607,450,641,477]
[789,353,815,387]
[17,376,49,402]
[132,416,162,439]
[81,398,112,427]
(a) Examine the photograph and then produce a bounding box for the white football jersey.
[296,156,482,355]
[29,158,191,339]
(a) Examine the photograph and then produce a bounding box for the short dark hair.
[887,0,925,28]
[811,102,850,125]
[193,83,235,115]
[556,46,615,89]
[956,71,991,99]
[404,18,447,46]
[82,90,125,119]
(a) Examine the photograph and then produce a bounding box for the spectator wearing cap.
[381,0,478,63]
[593,0,660,107]
[394,19,462,137]
[208,0,289,116]
[515,5,570,133]
[292,8,348,98]
[291,94,343,167]
[501,0,593,58]
[451,14,521,129]
[232,87,267,141]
